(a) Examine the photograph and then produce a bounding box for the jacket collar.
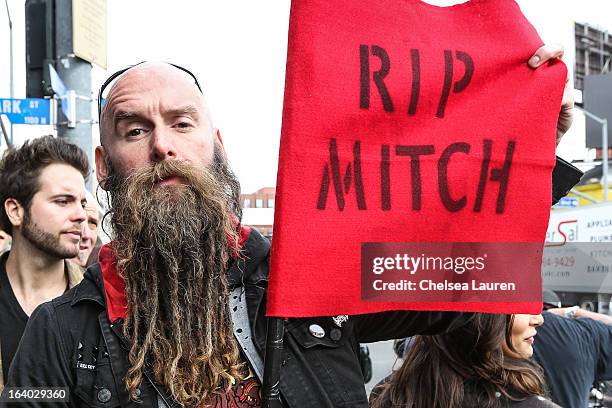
[71,263,106,308]
[227,226,270,288]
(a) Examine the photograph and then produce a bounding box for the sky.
[1,0,612,193]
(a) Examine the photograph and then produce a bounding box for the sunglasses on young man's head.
[97,62,203,119]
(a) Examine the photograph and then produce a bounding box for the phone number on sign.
[542,256,575,268]
[1,388,69,402]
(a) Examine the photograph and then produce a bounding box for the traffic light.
[25,0,55,98]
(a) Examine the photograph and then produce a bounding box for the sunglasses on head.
[97,62,203,119]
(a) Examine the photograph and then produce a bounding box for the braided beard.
[104,152,244,406]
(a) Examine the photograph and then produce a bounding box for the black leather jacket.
[4,228,468,407]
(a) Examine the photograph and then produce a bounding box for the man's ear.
[215,128,225,148]
[95,146,109,190]
[5,198,24,228]
[214,129,229,159]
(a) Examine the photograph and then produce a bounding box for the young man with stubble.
[0,136,89,390]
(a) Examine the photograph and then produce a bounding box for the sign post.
[0,115,10,147]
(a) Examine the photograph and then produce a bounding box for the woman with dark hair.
[370,313,560,408]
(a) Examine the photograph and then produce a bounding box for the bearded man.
[6,43,572,408]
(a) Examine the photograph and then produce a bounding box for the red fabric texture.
[268,0,566,317]
[100,225,252,323]
[99,243,127,323]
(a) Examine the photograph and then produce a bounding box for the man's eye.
[175,121,193,129]
[126,128,146,137]
[56,200,69,206]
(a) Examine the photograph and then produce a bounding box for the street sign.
[73,0,107,69]
[48,64,74,126]
[49,64,68,98]
[0,98,51,125]
[544,203,612,295]
[554,197,578,208]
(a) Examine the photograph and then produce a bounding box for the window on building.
[244,199,251,208]
[256,199,263,208]
[574,22,612,90]
[267,198,275,208]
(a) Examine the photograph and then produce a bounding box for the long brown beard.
[104,152,244,406]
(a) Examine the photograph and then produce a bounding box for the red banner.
[269,0,567,317]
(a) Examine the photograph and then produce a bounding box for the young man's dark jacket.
[5,228,468,407]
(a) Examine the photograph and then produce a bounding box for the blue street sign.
[554,197,578,208]
[0,98,51,125]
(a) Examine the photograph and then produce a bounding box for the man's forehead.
[37,164,86,196]
[86,205,99,220]
[41,181,86,197]
[106,63,201,101]
[103,65,206,121]
[85,191,98,216]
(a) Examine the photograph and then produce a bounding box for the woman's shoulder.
[507,395,561,408]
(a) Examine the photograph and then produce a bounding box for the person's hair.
[0,135,89,232]
[371,313,547,408]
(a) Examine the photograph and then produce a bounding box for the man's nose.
[80,220,93,243]
[150,128,178,162]
[73,203,87,224]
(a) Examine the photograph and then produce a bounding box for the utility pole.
[26,0,101,190]
[54,0,93,188]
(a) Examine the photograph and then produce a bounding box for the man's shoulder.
[229,226,270,286]
[20,264,107,366]
[573,314,612,344]
[46,263,106,318]
[539,311,610,366]
[242,226,270,258]
[542,311,586,332]
[543,310,606,336]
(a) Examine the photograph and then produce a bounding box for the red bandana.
[98,243,127,323]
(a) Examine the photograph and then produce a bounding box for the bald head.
[100,63,211,145]
[95,62,223,186]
